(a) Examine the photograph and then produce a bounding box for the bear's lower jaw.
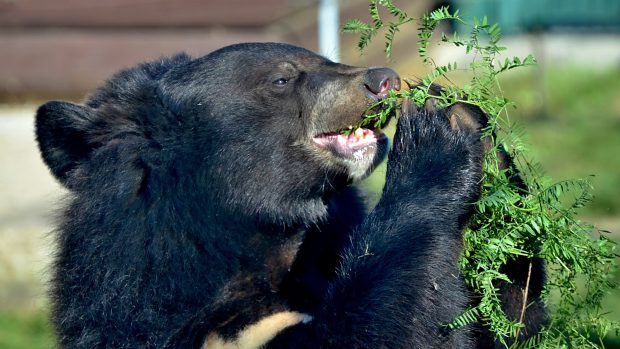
[311,129,389,180]
[311,128,385,158]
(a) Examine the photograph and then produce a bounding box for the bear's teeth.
[313,128,378,152]
[354,128,364,139]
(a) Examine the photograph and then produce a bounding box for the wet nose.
[364,67,401,97]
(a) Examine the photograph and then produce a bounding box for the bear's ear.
[35,101,96,187]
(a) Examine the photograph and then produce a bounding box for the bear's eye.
[272,78,289,86]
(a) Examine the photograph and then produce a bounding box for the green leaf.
[343,19,372,33]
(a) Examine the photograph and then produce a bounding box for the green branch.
[344,2,618,347]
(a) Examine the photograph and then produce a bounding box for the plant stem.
[515,260,533,341]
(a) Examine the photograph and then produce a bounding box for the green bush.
[345,2,618,347]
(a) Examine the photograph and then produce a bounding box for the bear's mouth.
[312,127,387,159]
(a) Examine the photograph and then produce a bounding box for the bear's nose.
[364,67,401,97]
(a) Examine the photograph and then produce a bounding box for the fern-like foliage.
[344,2,618,347]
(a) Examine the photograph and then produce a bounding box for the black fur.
[36,43,540,348]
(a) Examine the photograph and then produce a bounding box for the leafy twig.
[344,2,619,348]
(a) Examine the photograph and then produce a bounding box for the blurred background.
[0,0,618,347]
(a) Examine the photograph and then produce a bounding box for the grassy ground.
[501,66,620,217]
[1,65,618,348]
[0,310,53,349]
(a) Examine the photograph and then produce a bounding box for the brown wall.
[0,0,298,27]
[0,0,432,97]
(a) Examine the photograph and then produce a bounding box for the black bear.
[36,42,543,348]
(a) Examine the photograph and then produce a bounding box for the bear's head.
[36,43,399,225]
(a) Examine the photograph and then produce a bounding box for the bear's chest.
[242,230,305,291]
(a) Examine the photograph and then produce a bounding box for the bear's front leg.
[266,101,485,349]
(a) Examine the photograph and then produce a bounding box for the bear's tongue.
[312,128,379,157]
